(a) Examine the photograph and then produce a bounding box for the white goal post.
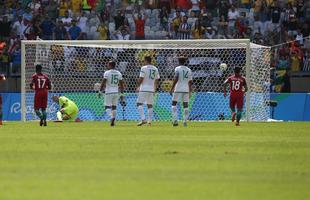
[21,39,271,122]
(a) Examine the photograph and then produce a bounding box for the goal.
[21,39,271,122]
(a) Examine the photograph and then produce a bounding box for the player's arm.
[47,78,52,90]
[154,70,160,94]
[99,78,106,97]
[30,76,35,90]
[170,70,179,95]
[136,69,145,92]
[188,80,193,96]
[243,78,248,93]
[223,78,230,97]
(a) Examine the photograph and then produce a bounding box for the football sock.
[236,111,242,122]
[231,108,236,113]
[111,110,116,119]
[148,108,153,123]
[138,105,145,121]
[106,108,112,119]
[184,108,189,122]
[0,106,2,121]
[57,111,63,121]
[172,106,177,121]
[35,110,43,120]
[42,109,47,120]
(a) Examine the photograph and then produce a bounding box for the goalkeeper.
[52,96,80,122]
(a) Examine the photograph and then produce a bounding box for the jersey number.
[149,69,156,80]
[111,74,119,84]
[232,80,241,91]
[37,78,46,89]
[182,70,189,80]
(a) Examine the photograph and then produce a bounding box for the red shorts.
[34,91,48,110]
[230,94,244,110]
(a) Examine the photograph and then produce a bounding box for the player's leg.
[230,96,237,122]
[136,92,146,126]
[104,94,112,120]
[34,93,44,126]
[41,108,47,126]
[0,95,2,125]
[41,94,48,126]
[236,96,244,126]
[182,93,190,127]
[171,93,178,126]
[146,93,154,126]
[110,94,119,126]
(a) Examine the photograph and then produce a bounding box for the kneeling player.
[170,56,192,127]
[100,60,125,126]
[0,74,6,125]
[52,96,79,122]
[223,66,248,126]
[30,64,51,126]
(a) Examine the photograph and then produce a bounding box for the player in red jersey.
[223,67,248,126]
[30,64,51,126]
[0,74,6,126]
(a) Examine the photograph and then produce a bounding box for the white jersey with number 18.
[174,65,192,93]
[104,69,123,94]
[139,65,160,92]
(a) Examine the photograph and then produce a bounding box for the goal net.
[21,40,271,122]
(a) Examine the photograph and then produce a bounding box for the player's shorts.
[63,105,79,121]
[137,92,154,105]
[230,94,244,110]
[34,91,48,110]
[172,92,190,103]
[105,93,119,107]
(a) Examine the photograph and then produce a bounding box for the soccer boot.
[172,120,178,126]
[137,120,147,126]
[183,121,187,127]
[147,121,152,126]
[110,118,115,127]
[235,121,240,126]
[40,119,43,126]
[43,120,47,126]
[232,112,236,122]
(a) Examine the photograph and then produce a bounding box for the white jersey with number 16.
[139,65,160,92]
[174,65,192,93]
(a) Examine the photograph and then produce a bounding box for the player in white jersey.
[136,56,160,126]
[170,56,193,127]
[100,60,125,126]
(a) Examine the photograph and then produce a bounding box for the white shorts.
[105,93,119,107]
[172,92,190,103]
[137,92,154,105]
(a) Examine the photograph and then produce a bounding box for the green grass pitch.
[0,121,310,200]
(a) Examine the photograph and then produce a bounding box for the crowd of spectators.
[0,0,309,92]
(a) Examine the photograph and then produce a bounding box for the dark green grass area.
[0,122,310,200]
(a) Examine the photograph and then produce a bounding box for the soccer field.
[0,122,310,200]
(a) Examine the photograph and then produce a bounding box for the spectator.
[10,43,21,75]
[192,18,205,39]
[71,0,82,15]
[290,50,301,72]
[12,16,24,39]
[0,16,12,39]
[40,16,55,40]
[0,48,10,75]
[277,55,289,70]
[178,16,191,40]
[97,22,109,40]
[45,0,58,21]
[114,10,125,31]
[61,10,73,31]
[53,20,68,40]
[59,0,70,17]
[218,15,229,38]
[114,22,130,40]
[281,69,291,92]
[68,19,82,40]
[77,12,89,39]
[28,0,41,15]
[23,7,33,22]
[205,27,216,39]
[172,10,183,38]
[159,6,169,31]
[175,0,191,11]
[227,5,239,36]
[132,11,147,40]
[218,0,230,20]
